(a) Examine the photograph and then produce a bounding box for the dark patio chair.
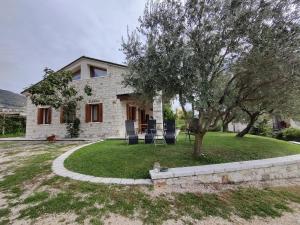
[185,118,199,142]
[145,119,156,144]
[125,120,138,144]
[164,120,176,144]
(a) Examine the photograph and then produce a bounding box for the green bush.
[250,119,272,137]
[0,116,26,135]
[163,104,176,121]
[282,128,300,141]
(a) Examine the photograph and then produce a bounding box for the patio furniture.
[125,120,138,144]
[185,118,199,142]
[164,120,176,144]
[145,119,156,144]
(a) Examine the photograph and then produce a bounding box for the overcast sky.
[0,0,147,94]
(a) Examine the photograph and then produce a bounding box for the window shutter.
[99,103,103,122]
[132,107,136,121]
[126,104,129,120]
[85,104,91,123]
[60,107,64,123]
[48,108,52,124]
[37,108,42,124]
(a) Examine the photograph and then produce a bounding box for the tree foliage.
[122,0,300,156]
[27,68,92,138]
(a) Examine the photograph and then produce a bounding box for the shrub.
[0,115,26,135]
[282,128,300,141]
[66,118,81,138]
[250,119,272,137]
[163,104,176,121]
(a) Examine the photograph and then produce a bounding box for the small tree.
[27,68,92,138]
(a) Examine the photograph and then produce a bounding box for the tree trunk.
[193,132,205,157]
[178,92,187,119]
[236,112,259,137]
[222,122,229,132]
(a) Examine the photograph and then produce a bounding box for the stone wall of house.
[150,154,300,188]
[25,58,162,139]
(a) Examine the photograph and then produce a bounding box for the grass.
[65,132,300,179]
[15,182,300,224]
[2,141,300,224]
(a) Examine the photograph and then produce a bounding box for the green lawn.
[64,132,300,179]
[2,141,300,224]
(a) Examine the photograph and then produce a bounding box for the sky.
[0,0,147,93]
[0,0,183,110]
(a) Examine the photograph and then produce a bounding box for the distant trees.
[122,0,300,157]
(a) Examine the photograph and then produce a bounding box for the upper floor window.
[37,107,52,124]
[90,66,107,78]
[72,69,81,80]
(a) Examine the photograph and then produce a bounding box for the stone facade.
[150,154,300,188]
[25,56,163,139]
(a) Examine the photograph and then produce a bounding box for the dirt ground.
[1,141,300,225]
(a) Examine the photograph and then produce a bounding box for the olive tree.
[122,0,300,157]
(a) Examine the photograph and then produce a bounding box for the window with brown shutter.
[86,103,103,123]
[47,108,52,124]
[99,103,103,122]
[37,107,52,124]
[85,104,91,123]
[37,108,43,124]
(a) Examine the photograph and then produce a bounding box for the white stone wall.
[228,122,247,132]
[25,58,162,139]
[150,154,300,188]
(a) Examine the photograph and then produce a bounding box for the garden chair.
[125,120,138,144]
[164,120,176,144]
[185,118,199,142]
[145,119,156,144]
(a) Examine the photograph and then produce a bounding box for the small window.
[72,69,81,80]
[85,103,103,123]
[90,66,107,78]
[37,107,52,124]
[91,104,99,122]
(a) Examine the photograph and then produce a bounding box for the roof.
[59,56,127,71]
[21,56,127,94]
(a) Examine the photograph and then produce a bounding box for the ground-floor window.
[85,103,103,122]
[37,107,52,124]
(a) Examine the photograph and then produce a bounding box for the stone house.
[22,56,163,139]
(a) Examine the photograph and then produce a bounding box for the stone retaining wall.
[149,154,300,188]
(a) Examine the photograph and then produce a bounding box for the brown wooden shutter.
[126,104,129,120]
[37,108,43,124]
[48,108,52,124]
[99,103,103,122]
[85,104,91,122]
[60,107,64,123]
[132,107,136,121]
